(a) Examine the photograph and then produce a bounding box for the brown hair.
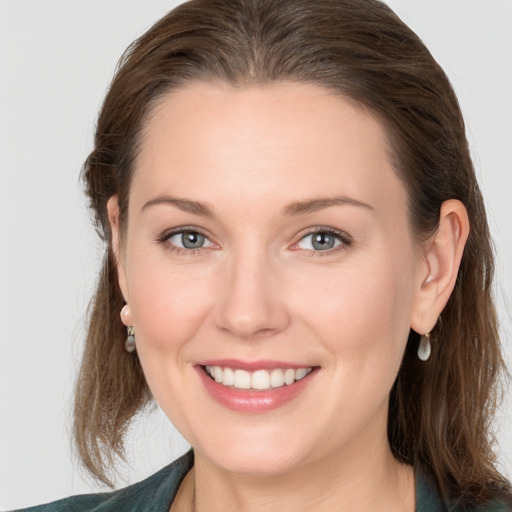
[76,0,510,504]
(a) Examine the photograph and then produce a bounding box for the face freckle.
[115,81,425,477]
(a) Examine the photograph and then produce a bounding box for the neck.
[183,436,414,512]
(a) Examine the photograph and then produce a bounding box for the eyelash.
[157,227,352,257]
[293,228,352,257]
[157,226,213,257]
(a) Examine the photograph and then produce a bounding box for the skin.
[108,82,469,512]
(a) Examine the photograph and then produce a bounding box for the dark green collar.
[415,469,447,512]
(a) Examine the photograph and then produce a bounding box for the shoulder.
[10,451,194,512]
[461,493,512,512]
[450,495,512,512]
[416,469,512,512]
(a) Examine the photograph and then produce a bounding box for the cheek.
[298,256,416,431]
[298,251,415,369]
[125,250,215,354]
[124,254,215,424]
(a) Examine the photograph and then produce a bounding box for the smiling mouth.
[203,365,313,391]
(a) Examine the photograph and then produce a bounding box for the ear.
[107,195,129,302]
[410,199,470,334]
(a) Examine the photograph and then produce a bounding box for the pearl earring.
[120,304,136,353]
[125,326,136,353]
[120,304,132,324]
[418,332,431,361]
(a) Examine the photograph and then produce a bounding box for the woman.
[12,0,511,510]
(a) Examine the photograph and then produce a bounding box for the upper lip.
[195,359,316,371]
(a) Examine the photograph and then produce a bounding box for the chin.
[195,429,313,477]
[215,452,302,477]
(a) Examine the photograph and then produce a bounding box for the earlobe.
[411,199,470,334]
[107,195,129,301]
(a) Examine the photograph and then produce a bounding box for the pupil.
[312,233,334,250]
[182,232,204,249]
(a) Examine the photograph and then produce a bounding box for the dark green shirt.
[11,451,512,511]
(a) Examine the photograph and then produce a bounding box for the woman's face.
[114,82,429,476]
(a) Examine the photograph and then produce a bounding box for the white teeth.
[234,369,251,389]
[295,368,309,381]
[252,370,271,390]
[284,368,295,385]
[270,368,285,388]
[204,366,312,391]
[223,367,234,386]
[213,366,223,383]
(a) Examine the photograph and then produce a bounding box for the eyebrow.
[283,196,374,215]
[141,194,373,217]
[141,196,215,217]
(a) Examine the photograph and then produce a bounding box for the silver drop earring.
[418,332,431,361]
[125,326,136,353]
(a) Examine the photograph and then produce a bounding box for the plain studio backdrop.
[0,0,511,509]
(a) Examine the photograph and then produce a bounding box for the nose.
[214,249,290,340]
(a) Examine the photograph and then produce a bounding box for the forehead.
[132,81,404,214]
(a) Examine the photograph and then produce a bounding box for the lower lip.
[196,366,317,413]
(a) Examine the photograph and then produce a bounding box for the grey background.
[0,0,511,509]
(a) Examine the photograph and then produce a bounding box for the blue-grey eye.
[169,231,210,249]
[182,232,205,248]
[297,231,342,251]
